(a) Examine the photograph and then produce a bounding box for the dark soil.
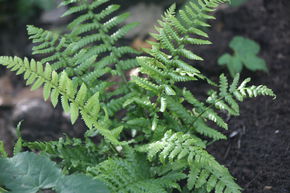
[0,0,289,193]
[206,0,290,193]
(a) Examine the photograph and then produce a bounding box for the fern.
[138,130,241,193]
[0,56,123,146]
[206,74,275,117]
[87,150,186,193]
[28,0,140,104]
[27,25,72,71]
[25,136,102,173]
[0,0,276,193]
[130,0,275,142]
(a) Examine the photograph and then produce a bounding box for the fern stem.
[193,94,232,124]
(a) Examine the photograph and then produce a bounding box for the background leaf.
[0,152,109,193]
[230,0,249,7]
[218,36,268,77]
[0,152,61,193]
[243,56,268,72]
[230,36,260,56]
[56,175,109,193]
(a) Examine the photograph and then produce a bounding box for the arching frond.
[0,56,122,146]
[139,130,242,193]
[87,151,186,193]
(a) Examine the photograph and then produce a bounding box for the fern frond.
[0,56,97,124]
[0,56,123,146]
[207,74,275,116]
[29,0,140,108]
[87,151,186,193]
[139,130,241,193]
[166,96,195,125]
[194,118,227,140]
[106,93,135,116]
[25,137,100,173]
[27,25,72,71]
[138,57,167,80]
[132,0,228,95]
[183,89,228,129]
[131,76,160,94]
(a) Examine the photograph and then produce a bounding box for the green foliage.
[26,0,139,99]
[0,152,109,193]
[25,137,100,173]
[0,0,56,23]
[230,0,248,7]
[17,0,56,12]
[0,0,276,193]
[88,150,186,193]
[218,36,268,77]
[0,57,98,126]
[0,56,122,146]
[0,187,6,193]
[0,141,7,158]
[138,130,241,193]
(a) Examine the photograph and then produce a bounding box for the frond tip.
[207,74,276,117]
[0,56,124,146]
[0,56,100,127]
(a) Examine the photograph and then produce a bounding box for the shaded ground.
[206,0,290,192]
[0,0,289,193]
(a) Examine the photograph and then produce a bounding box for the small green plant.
[0,0,56,23]
[230,0,248,7]
[0,0,275,193]
[17,0,56,13]
[218,36,268,77]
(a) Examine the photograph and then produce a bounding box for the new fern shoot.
[0,0,275,193]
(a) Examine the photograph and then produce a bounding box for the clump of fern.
[0,0,275,193]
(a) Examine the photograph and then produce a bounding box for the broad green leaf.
[218,53,231,66]
[0,152,109,193]
[243,55,268,72]
[230,36,260,56]
[0,152,61,193]
[218,36,268,77]
[56,175,109,193]
[227,56,243,77]
[34,0,56,10]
